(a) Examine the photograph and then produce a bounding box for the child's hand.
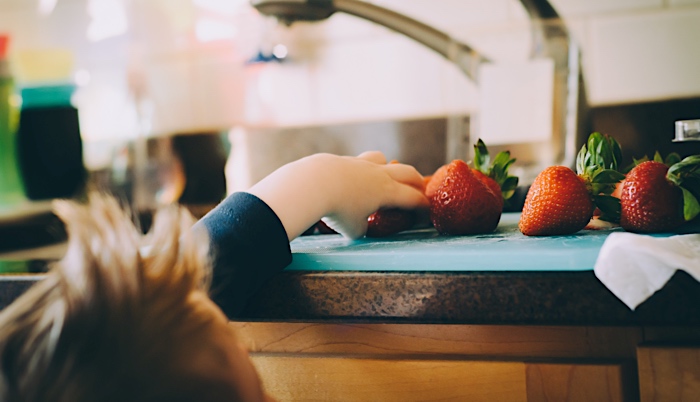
[248,152,429,240]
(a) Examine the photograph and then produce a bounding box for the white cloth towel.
[594,232,700,310]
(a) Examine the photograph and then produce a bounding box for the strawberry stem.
[576,132,622,179]
[472,138,519,201]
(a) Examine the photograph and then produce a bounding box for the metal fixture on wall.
[675,119,700,142]
[251,0,588,184]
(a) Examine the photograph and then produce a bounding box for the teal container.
[0,38,26,207]
[19,84,75,109]
[17,82,86,200]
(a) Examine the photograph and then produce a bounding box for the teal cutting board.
[288,213,625,272]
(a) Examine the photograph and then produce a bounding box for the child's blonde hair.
[0,195,243,401]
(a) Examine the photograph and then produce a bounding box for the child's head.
[0,195,272,402]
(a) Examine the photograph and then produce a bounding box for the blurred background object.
[0,34,26,207]
[675,119,700,142]
[14,48,86,200]
[0,0,699,221]
[0,35,72,251]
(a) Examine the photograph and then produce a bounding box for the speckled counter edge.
[237,270,700,326]
[3,271,699,326]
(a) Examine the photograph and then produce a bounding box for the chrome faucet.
[252,0,487,81]
[251,0,588,182]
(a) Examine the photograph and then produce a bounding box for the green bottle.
[0,35,26,207]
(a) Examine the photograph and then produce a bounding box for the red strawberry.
[521,132,625,236]
[611,180,624,199]
[316,220,338,235]
[620,161,684,232]
[618,153,700,233]
[430,159,501,235]
[593,150,682,220]
[425,164,449,199]
[519,166,595,235]
[607,150,680,207]
[366,208,417,237]
[302,220,338,235]
[472,169,504,211]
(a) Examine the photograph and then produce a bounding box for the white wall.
[269,0,700,122]
[215,0,700,127]
[1,0,699,138]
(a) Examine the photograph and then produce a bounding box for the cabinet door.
[638,345,700,402]
[251,355,633,402]
[252,356,527,402]
[526,362,636,402]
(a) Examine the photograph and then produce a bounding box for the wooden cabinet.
[253,357,529,401]
[233,323,655,402]
[637,345,700,402]
[251,357,633,402]
[526,362,634,402]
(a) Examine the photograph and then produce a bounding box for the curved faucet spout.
[251,0,486,82]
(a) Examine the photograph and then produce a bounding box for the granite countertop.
[2,214,699,327]
[236,268,700,326]
[236,213,700,326]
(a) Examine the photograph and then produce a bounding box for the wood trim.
[232,322,642,359]
[642,327,700,343]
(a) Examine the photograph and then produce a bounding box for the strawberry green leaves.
[680,189,700,222]
[593,194,621,223]
[666,155,700,222]
[589,169,626,195]
[576,132,622,177]
[473,139,519,201]
[575,132,625,223]
[623,151,682,173]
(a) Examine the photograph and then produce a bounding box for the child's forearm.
[246,154,335,241]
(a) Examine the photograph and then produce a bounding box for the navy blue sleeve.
[193,192,292,317]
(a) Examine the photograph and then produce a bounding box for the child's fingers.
[322,216,367,240]
[384,163,426,191]
[384,183,430,209]
[356,151,387,165]
[343,220,368,240]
